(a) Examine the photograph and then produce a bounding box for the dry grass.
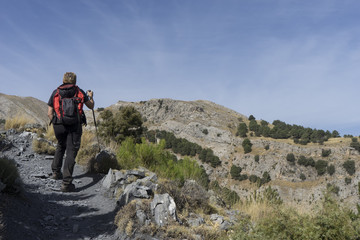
[32,139,55,155]
[4,115,35,131]
[235,200,276,223]
[44,126,56,142]
[76,130,98,167]
[271,178,325,190]
[115,201,137,235]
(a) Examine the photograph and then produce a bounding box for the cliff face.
[110,98,360,210]
[0,93,48,126]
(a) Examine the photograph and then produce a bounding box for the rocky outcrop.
[150,193,177,227]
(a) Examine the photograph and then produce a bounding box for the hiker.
[47,72,94,192]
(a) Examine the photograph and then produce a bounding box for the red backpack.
[53,84,85,125]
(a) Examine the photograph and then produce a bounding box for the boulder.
[92,150,118,174]
[102,168,115,189]
[150,193,177,227]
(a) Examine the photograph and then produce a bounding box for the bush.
[300,173,306,181]
[98,107,143,144]
[286,153,296,164]
[117,137,209,188]
[255,155,260,163]
[343,160,356,176]
[249,175,259,184]
[345,177,352,185]
[236,123,248,137]
[322,149,332,157]
[230,194,360,239]
[209,181,240,206]
[315,160,328,176]
[242,138,252,154]
[230,165,248,181]
[0,156,20,192]
[264,144,270,150]
[297,155,315,167]
[149,130,221,168]
[230,165,242,179]
[327,164,335,176]
[202,129,209,135]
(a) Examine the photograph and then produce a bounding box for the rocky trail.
[0,130,118,240]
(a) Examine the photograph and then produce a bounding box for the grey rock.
[220,220,232,230]
[115,171,126,182]
[210,214,224,224]
[117,182,153,208]
[151,193,177,227]
[187,214,204,227]
[102,168,115,189]
[127,170,145,178]
[136,209,147,225]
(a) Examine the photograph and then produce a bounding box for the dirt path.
[0,131,118,240]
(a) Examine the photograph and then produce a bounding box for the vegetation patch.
[343,160,356,176]
[117,137,209,188]
[231,193,360,239]
[32,138,55,155]
[0,156,20,193]
[146,130,221,168]
[5,115,35,132]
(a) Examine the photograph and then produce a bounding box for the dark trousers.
[52,124,82,185]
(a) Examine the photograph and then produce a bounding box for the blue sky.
[1,0,360,135]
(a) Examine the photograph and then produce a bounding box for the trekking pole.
[88,90,101,152]
[92,108,101,152]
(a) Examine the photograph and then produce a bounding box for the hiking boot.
[50,172,63,180]
[61,183,75,192]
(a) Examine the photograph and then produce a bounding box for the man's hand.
[86,90,94,100]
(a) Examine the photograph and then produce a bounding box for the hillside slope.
[0,93,48,126]
[110,98,360,210]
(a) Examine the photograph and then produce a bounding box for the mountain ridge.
[1,94,359,210]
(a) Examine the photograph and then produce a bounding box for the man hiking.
[47,72,94,192]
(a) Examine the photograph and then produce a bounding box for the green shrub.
[345,177,352,185]
[117,137,209,188]
[249,174,259,183]
[98,107,143,144]
[242,138,252,154]
[343,160,356,175]
[236,122,248,137]
[327,183,340,195]
[230,165,242,179]
[0,157,20,192]
[149,130,221,168]
[315,160,328,176]
[297,156,315,167]
[322,149,332,157]
[327,164,335,176]
[230,194,360,239]
[255,155,260,163]
[260,171,271,186]
[286,153,296,164]
[264,144,270,150]
[209,181,240,206]
[202,129,209,135]
[300,173,306,181]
